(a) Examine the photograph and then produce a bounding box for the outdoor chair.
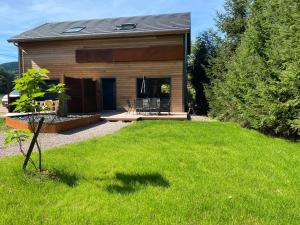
[159,98,171,115]
[135,98,144,114]
[142,98,150,114]
[149,98,160,115]
[36,100,59,113]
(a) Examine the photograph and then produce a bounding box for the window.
[115,23,137,30]
[36,80,59,101]
[136,78,171,99]
[63,26,85,33]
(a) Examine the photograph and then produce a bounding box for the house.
[8,13,191,113]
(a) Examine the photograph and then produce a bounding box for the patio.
[100,111,188,122]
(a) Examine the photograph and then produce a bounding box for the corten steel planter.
[6,114,100,133]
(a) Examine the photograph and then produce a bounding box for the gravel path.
[191,115,216,121]
[0,121,130,157]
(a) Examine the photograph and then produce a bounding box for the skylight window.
[63,26,85,33]
[115,23,137,30]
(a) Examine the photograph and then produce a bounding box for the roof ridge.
[45,12,190,25]
[8,12,191,43]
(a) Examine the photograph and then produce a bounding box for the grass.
[0,118,6,132]
[0,121,299,225]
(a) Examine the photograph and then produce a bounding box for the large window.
[136,78,171,99]
[36,79,59,101]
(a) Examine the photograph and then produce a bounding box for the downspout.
[13,42,22,77]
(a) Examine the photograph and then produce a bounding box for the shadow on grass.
[52,169,79,187]
[106,172,170,194]
[26,169,79,187]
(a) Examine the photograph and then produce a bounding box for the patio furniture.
[126,99,134,114]
[135,98,144,114]
[149,98,160,115]
[36,100,59,113]
[142,98,150,114]
[159,98,171,115]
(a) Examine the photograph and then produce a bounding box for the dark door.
[102,78,116,110]
[65,77,98,113]
[65,77,82,113]
[83,79,97,113]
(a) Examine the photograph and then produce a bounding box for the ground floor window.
[136,77,171,99]
[37,79,59,101]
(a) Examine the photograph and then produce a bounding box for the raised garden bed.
[5,114,100,133]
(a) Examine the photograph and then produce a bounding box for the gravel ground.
[0,121,130,157]
[0,95,8,118]
[191,115,216,121]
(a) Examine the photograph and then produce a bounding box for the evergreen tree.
[223,0,300,138]
[188,31,218,115]
[206,0,250,119]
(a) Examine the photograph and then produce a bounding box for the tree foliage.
[206,0,300,139]
[6,68,68,172]
[188,31,218,115]
[206,0,250,120]
[0,67,15,94]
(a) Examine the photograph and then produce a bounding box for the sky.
[0,0,224,64]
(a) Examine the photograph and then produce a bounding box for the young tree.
[7,68,68,172]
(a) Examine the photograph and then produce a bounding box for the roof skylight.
[63,26,85,33]
[115,23,137,30]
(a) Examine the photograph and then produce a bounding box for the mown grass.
[0,121,299,225]
[0,118,6,132]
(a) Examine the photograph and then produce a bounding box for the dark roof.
[8,12,190,43]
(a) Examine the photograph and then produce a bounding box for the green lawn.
[0,121,299,225]
[0,118,6,132]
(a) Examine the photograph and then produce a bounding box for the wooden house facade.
[8,13,191,113]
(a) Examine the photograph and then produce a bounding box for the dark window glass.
[115,23,137,30]
[36,80,59,101]
[63,27,85,33]
[136,78,171,99]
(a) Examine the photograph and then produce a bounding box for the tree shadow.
[106,172,170,194]
[25,169,79,187]
[36,169,80,187]
[52,169,79,187]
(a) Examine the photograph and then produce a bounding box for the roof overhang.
[8,29,190,43]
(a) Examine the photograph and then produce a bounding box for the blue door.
[102,78,116,110]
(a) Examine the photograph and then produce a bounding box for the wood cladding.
[76,49,112,63]
[76,45,183,63]
[20,34,185,112]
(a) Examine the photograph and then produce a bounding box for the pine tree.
[188,31,218,115]
[227,0,300,138]
[206,0,250,119]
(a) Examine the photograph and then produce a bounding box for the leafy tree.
[4,129,36,169]
[6,68,68,172]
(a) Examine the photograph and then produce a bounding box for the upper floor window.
[63,26,85,33]
[115,23,137,31]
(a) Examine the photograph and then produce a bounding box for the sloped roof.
[8,12,191,43]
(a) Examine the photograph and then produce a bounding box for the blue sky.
[0,0,224,63]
